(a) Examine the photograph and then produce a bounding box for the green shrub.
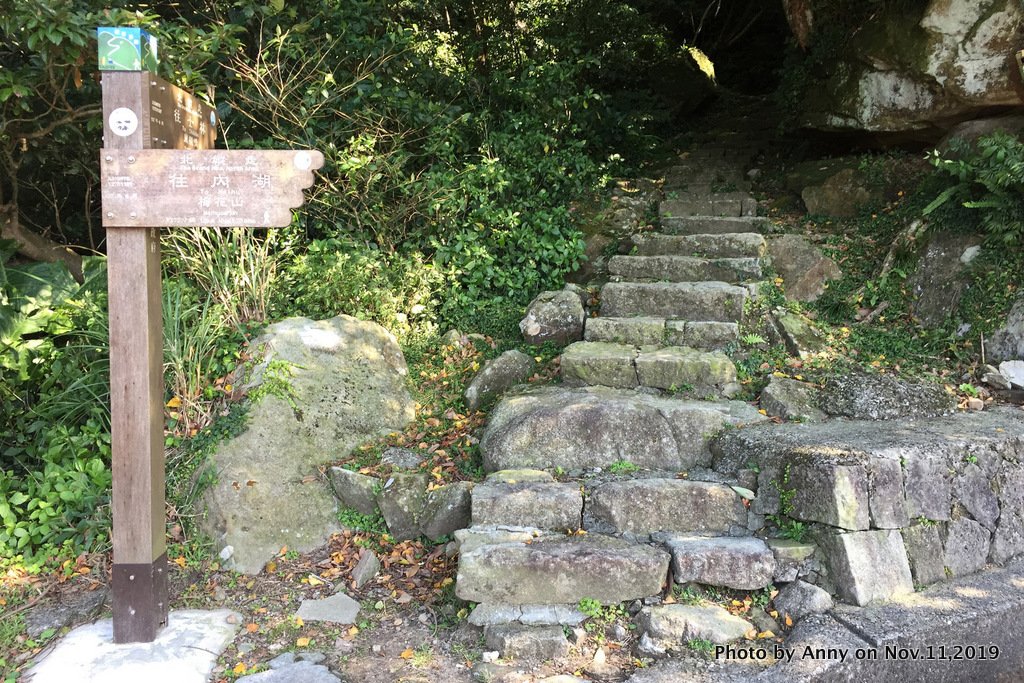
[925,132,1024,245]
[273,238,443,338]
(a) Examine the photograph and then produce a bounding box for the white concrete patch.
[28,609,241,683]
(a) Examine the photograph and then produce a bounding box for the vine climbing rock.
[199,316,415,574]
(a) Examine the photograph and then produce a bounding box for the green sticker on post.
[97,27,158,71]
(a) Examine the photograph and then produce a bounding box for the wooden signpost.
[98,30,322,643]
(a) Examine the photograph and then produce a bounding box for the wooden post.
[101,70,168,644]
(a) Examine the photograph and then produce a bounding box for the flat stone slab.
[482,386,767,472]
[468,603,588,627]
[28,609,241,683]
[472,481,583,530]
[454,525,549,554]
[456,533,670,605]
[586,479,746,534]
[637,604,753,648]
[633,232,766,259]
[608,255,762,283]
[659,215,768,236]
[656,535,775,590]
[600,281,748,320]
[295,592,360,624]
[238,657,340,682]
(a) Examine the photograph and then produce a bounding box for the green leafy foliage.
[925,133,1024,246]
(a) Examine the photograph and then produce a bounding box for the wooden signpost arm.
[101,70,168,644]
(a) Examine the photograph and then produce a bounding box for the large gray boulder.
[796,0,1024,133]
[200,316,415,574]
[480,385,766,472]
[801,169,878,218]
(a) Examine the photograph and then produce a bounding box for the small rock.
[24,587,108,638]
[381,447,425,470]
[268,653,296,669]
[967,397,985,411]
[636,632,666,657]
[329,467,380,516]
[442,329,464,345]
[219,545,234,561]
[237,642,256,655]
[465,350,537,412]
[520,290,585,345]
[214,587,228,602]
[773,580,834,621]
[350,550,380,589]
[295,592,361,624]
[999,360,1024,390]
[482,651,500,663]
[750,606,781,635]
[759,376,826,423]
[376,472,428,539]
[485,624,569,662]
[297,652,327,665]
[982,372,1011,390]
[610,624,628,641]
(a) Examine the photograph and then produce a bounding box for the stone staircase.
[454,143,782,649]
[561,146,768,399]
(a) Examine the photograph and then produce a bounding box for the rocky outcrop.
[796,0,1024,133]
[200,316,415,574]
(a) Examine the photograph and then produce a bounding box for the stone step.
[480,385,767,472]
[608,254,762,283]
[585,479,748,535]
[584,317,738,350]
[471,475,583,530]
[660,215,768,236]
[633,232,766,259]
[455,533,670,605]
[560,341,737,394]
[599,281,748,320]
[661,195,757,218]
[655,534,776,590]
[662,180,753,194]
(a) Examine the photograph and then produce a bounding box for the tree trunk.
[1,203,84,282]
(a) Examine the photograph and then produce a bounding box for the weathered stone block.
[472,481,583,530]
[868,457,908,529]
[520,290,585,345]
[560,342,637,389]
[788,459,870,531]
[635,347,736,393]
[481,386,765,472]
[637,605,752,648]
[329,467,379,516]
[774,580,834,621]
[818,530,913,606]
[464,350,536,412]
[584,317,666,346]
[419,481,473,541]
[904,457,952,521]
[658,535,775,590]
[587,479,746,535]
[902,523,946,586]
[820,371,955,421]
[759,376,826,423]
[954,464,1000,531]
[376,473,428,540]
[943,517,991,578]
[456,534,670,605]
[484,625,569,662]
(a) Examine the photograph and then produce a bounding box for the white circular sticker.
[108,107,139,137]
[293,151,312,171]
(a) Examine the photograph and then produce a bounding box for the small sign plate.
[148,75,218,150]
[101,149,324,227]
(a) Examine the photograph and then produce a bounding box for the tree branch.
[1,202,83,282]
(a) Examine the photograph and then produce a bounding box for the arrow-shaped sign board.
[101,149,323,227]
